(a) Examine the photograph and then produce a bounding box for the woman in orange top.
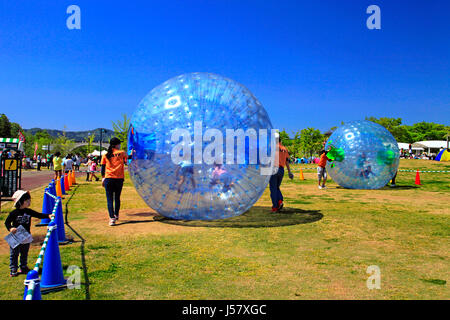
[101,137,128,226]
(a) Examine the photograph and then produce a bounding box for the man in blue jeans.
[269,134,293,212]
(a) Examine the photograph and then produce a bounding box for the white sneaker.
[318,185,322,189]
[109,219,116,226]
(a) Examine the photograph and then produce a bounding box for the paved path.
[20,170,86,191]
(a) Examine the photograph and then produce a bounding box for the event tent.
[89,150,107,157]
[413,141,448,154]
[398,142,423,151]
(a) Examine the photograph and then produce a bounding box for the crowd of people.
[5,137,127,276]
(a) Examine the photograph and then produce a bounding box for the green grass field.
[0,159,449,300]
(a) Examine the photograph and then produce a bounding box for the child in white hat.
[4,190,54,277]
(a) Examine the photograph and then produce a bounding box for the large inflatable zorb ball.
[325,120,399,189]
[128,73,275,220]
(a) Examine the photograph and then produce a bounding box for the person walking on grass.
[317,149,330,189]
[52,152,63,180]
[269,132,294,213]
[5,190,54,277]
[101,137,127,226]
[89,158,100,181]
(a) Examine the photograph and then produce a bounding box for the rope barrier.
[289,168,449,173]
[397,170,450,173]
[23,195,60,300]
[32,223,57,272]
[45,191,58,200]
[24,279,38,300]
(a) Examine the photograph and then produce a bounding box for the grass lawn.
[0,159,448,300]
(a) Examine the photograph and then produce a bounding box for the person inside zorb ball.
[325,120,400,189]
[128,73,277,220]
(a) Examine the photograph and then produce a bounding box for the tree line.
[0,113,130,158]
[277,117,449,159]
[1,113,448,159]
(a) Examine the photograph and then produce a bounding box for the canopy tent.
[414,141,448,154]
[89,150,107,157]
[398,143,423,151]
[435,149,450,162]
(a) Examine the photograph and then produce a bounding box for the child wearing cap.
[4,190,54,277]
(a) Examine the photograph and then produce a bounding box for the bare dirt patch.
[70,208,204,238]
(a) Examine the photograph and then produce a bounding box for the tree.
[10,122,23,138]
[366,117,412,142]
[408,122,448,141]
[279,130,291,146]
[23,132,35,157]
[299,128,324,158]
[52,130,75,156]
[290,130,305,158]
[112,114,130,151]
[0,114,11,137]
[85,133,95,154]
[35,130,53,153]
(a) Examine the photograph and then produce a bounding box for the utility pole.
[99,128,103,153]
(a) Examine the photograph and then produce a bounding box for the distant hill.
[24,128,115,143]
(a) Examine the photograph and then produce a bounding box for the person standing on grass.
[317,149,330,189]
[101,137,127,226]
[5,190,54,277]
[36,154,41,171]
[269,133,294,213]
[53,152,63,180]
[89,158,100,182]
[64,154,74,174]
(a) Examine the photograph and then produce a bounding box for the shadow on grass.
[154,206,323,228]
[380,185,420,190]
[115,219,156,226]
[335,185,420,190]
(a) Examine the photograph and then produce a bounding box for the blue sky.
[0,0,448,134]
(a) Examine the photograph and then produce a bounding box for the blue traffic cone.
[40,221,66,289]
[60,176,66,195]
[50,180,57,197]
[54,197,68,243]
[38,188,51,226]
[23,269,42,300]
[48,183,56,209]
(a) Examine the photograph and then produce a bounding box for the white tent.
[398,142,423,151]
[414,141,448,154]
[89,150,107,157]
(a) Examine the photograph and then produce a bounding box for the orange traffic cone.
[415,169,421,185]
[64,173,70,191]
[71,170,77,185]
[299,167,305,180]
[55,177,62,197]
[67,171,72,188]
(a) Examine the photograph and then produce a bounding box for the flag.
[18,131,25,142]
[33,142,38,160]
